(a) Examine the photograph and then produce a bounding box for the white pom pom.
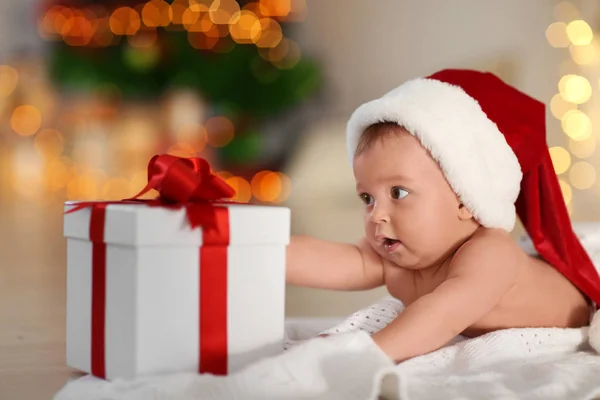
[590,309,600,353]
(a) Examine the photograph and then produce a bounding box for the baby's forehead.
[354,129,446,182]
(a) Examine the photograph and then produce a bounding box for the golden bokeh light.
[259,0,291,17]
[546,22,570,48]
[550,93,577,119]
[561,109,592,141]
[569,136,595,159]
[110,7,141,35]
[170,0,190,24]
[251,171,292,203]
[167,142,197,158]
[569,40,599,65]
[559,179,573,204]
[102,177,131,200]
[0,65,19,97]
[34,129,65,159]
[242,2,269,17]
[549,146,571,175]
[182,4,211,32]
[11,149,45,200]
[209,0,241,25]
[569,161,596,189]
[256,18,283,48]
[177,123,208,152]
[260,172,283,202]
[225,176,251,202]
[61,11,95,46]
[11,105,42,136]
[559,74,592,104]
[566,20,593,46]
[67,170,105,200]
[205,116,234,147]
[45,158,71,192]
[38,6,63,37]
[251,170,271,201]
[229,10,262,44]
[271,172,292,203]
[142,0,172,27]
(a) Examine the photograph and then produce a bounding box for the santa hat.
[346,69,600,349]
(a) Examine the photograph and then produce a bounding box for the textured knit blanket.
[53,224,600,400]
[53,314,600,400]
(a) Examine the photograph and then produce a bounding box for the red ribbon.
[69,155,237,378]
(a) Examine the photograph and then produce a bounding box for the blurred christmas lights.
[546,2,599,217]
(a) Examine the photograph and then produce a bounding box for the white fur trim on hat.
[346,78,523,231]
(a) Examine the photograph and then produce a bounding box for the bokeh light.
[142,0,173,27]
[34,129,65,159]
[569,136,595,159]
[546,22,570,48]
[550,93,577,119]
[561,109,592,141]
[167,142,197,158]
[225,176,251,202]
[110,7,141,35]
[209,0,241,25]
[259,0,292,17]
[11,105,42,136]
[229,10,262,44]
[0,65,19,97]
[566,20,593,46]
[549,146,571,174]
[559,74,592,104]
[251,170,292,202]
[569,161,596,189]
[569,40,599,65]
[102,177,132,200]
[177,123,208,152]
[256,18,283,48]
[205,116,235,147]
[182,4,211,32]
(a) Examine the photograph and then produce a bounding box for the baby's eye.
[391,187,409,199]
[359,193,374,206]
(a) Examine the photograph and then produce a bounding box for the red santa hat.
[346,69,600,348]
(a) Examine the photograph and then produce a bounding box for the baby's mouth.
[382,237,401,252]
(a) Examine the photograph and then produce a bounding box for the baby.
[285,69,600,363]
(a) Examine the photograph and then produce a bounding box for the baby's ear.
[457,203,474,220]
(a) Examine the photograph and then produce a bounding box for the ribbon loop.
[126,154,236,203]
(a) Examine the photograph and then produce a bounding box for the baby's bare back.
[385,232,591,338]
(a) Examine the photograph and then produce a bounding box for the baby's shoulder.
[448,228,523,278]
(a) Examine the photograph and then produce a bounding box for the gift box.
[63,155,290,380]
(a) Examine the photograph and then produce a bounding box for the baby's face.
[353,128,472,270]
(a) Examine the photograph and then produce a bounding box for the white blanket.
[54,225,600,400]
[54,320,600,400]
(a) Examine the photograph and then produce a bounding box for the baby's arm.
[286,235,385,290]
[371,232,519,362]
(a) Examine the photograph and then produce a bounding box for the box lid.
[63,202,290,246]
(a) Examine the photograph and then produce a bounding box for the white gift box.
[63,201,290,380]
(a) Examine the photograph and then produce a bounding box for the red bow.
[128,154,235,204]
[66,155,237,221]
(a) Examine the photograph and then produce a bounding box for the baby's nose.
[370,204,390,223]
